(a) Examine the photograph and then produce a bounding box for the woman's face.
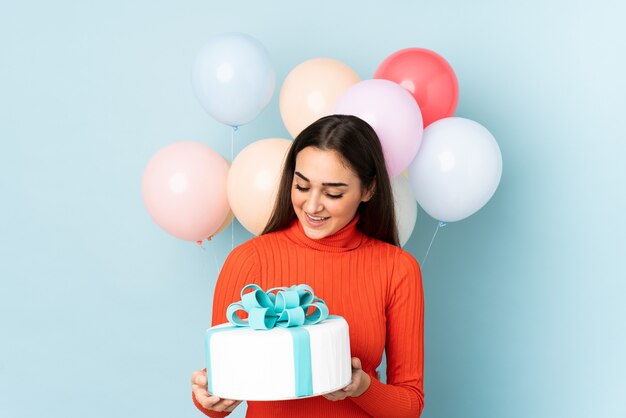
[291,147,373,240]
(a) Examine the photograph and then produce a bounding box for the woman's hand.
[191,370,242,413]
[323,357,371,401]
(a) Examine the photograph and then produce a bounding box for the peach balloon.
[209,160,234,239]
[227,138,292,235]
[280,58,360,138]
[212,210,234,238]
[142,141,230,242]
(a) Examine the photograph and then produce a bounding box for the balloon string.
[421,221,447,268]
[231,125,238,251]
[200,239,219,279]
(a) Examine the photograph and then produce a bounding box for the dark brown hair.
[262,114,399,247]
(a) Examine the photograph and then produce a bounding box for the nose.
[304,190,324,214]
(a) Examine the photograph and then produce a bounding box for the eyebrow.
[294,171,349,187]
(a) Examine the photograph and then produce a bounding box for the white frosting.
[206,317,351,401]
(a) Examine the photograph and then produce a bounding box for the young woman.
[191,115,424,418]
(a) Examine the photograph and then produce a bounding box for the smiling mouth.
[305,212,330,222]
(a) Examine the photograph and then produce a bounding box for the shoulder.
[391,248,422,300]
[394,247,421,275]
[224,237,261,265]
[226,228,290,260]
[363,238,422,292]
[362,237,420,267]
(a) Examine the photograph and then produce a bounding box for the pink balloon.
[142,141,230,242]
[334,79,423,178]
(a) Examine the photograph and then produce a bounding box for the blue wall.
[1,1,624,417]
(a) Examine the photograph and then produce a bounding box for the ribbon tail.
[288,327,313,397]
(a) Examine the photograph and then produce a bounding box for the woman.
[191,115,424,418]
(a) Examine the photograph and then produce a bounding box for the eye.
[295,184,309,192]
[325,192,343,199]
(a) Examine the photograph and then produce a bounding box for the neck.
[285,214,364,252]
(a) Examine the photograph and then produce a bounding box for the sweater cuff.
[349,375,419,418]
[349,374,386,411]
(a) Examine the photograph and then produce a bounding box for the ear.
[361,181,376,202]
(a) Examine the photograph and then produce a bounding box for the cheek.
[291,191,301,208]
[329,197,361,216]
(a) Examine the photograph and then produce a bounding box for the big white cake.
[205,316,352,401]
[205,284,352,400]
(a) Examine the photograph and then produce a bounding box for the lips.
[305,212,330,227]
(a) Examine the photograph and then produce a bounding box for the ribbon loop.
[303,302,329,325]
[226,284,329,330]
[248,307,278,330]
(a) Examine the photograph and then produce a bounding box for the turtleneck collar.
[284,214,365,252]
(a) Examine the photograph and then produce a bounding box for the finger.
[343,382,357,392]
[199,394,222,410]
[191,379,209,396]
[211,399,237,412]
[224,400,242,412]
[191,385,208,401]
[343,373,360,392]
[351,357,362,369]
[323,392,337,401]
[324,391,347,401]
[328,392,347,401]
[191,370,207,386]
[191,379,208,392]
[191,384,209,399]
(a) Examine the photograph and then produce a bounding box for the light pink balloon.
[142,141,230,242]
[334,79,423,178]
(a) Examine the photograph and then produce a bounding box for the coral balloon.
[280,58,360,138]
[192,33,275,127]
[142,141,230,241]
[375,48,458,127]
[391,174,418,247]
[408,117,502,222]
[227,138,292,235]
[334,79,423,179]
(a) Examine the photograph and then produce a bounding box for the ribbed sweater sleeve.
[349,251,424,417]
[192,244,260,418]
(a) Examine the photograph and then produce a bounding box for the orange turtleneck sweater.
[193,215,424,418]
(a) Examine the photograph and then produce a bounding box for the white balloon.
[391,175,418,247]
[408,117,502,222]
[192,33,275,127]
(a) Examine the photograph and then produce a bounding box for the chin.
[303,226,330,240]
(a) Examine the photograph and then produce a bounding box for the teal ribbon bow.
[226,284,329,330]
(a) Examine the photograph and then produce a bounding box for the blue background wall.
[2,1,624,417]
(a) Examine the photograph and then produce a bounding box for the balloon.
[213,210,234,238]
[227,138,292,235]
[142,141,231,241]
[280,58,360,138]
[408,117,502,222]
[374,48,458,127]
[192,33,275,127]
[334,79,423,179]
[208,156,234,239]
[391,174,418,247]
